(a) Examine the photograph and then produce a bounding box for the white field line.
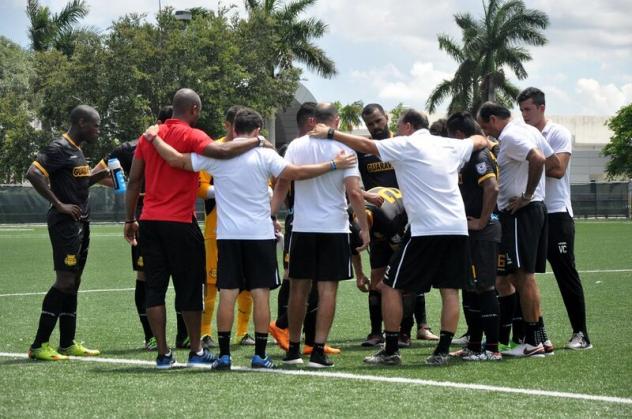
[0,352,630,405]
[0,233,122,239]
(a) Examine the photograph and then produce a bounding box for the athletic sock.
[288,341,300,356]
[498,293,515,345]
[525,322,539,346]
[254,332,268,357]
[467,295,482,352]
[134,280,153,341]
[59,291,78,348]
[401,293,416,336]
[434,330,454,355]
[537,316,549,344]
[276,279,290,320]
[512,292,525,344]
[201,283,217,337]
[414,293,427,327]
[303,305,317,346]
[275,313,288,330]
[462,290,475,337]
[479,290,500,353]
[312,342,325,356]
[368,290,382,335]
[33,287,64,348]
[236,291,252,337]
[175,311,187,342]
[218,331,231,357]
[384,331,399,355]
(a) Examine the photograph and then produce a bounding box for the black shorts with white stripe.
[497,201,548,275]
[217,239,281,290]
[383,235,470,293]
[288,232,353,281]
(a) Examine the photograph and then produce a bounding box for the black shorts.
[498,201,548,275]
[469,239,498,291]
[282,213,293,269]
[288,232,352,281]
[384,235,470,293]
[368,239,394,269]
[47,211,90,273]
[217,239,280,291]
[139,220,205,311]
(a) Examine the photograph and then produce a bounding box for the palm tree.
[336,100,363,132]
[427,0,548,114]
[26,0,89,55]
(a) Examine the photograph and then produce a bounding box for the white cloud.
[575,79,632,115]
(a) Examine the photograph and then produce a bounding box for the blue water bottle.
[107,158,127,195]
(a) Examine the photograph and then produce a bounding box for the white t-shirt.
[542,121,574,216]
[284,135,360,233]
[497,120,554,211]
[190,139,288,239]
[375,129,473,237]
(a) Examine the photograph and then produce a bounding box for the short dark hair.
[517,87,546,106]
[296,102,317,127]
[361,103,386,119]
[477,101,511,122]
[446,112,481,137]
[233,108,263,135]
[225,105,245,124]
[315,103,338,123]
[70,105,99,125]
[157,105,173,123]
[429,118,448,136]
[399,109,429,130]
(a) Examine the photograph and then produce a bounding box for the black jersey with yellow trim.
[365,187,407,244]
[357,134,398,190]
[459,147,499,219]
[33,135,91,218]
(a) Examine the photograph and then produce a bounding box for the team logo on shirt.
[476,162,487,175]
[72,165,91,177]
[64,254,77,266]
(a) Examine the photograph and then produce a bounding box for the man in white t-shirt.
[271,103,370,368]
[310,108,491,366]
[518,87,591,350]
[477,102,560,358]
[142,108,357,370]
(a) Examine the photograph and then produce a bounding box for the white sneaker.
[501,342,545,358]
[451,334,470,346]
[463,350,502,362]
[543,339,555,356]
[565,332,593,350]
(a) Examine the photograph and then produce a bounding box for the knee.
[54,273,78,295]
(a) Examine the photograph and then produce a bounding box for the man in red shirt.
[124,88,264,369]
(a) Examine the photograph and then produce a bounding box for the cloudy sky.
[1,0,630,116]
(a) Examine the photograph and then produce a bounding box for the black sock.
[288,340,300,355]
[384,331,399,355]
[479,290,500,353]
[218,331,231,357]
[312,342,325,356]
[525,322,539,346]
[434,330,454,355]
[255,332,268,358]
[135,280,153,341]
[276,279,290,322]
[414,293,427,327]
[462,290,474,337]
[176,311,187,341]
[33,287,64,348]
[303,307,317,346]
[467,296,482,352]
[59,291,78,348]
[537,316,549,344]
[498,293,515,345]
[401,293,415,336]
[512,292,525,344]
[368,291,382,335]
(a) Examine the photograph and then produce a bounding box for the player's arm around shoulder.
[277,149,357,181]
[143,125,193,171]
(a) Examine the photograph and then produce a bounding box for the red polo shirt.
[135,119,211,222]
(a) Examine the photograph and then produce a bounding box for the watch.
[327,128,335,139]
[521,192,533,201]
[257,135,265,147]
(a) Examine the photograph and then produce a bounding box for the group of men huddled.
[26,85,591,369]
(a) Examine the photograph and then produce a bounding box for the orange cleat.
[303,344,341,355]
[268,321,289,351]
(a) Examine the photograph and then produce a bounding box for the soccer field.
[1,221,631,417]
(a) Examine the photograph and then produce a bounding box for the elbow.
[546,169,564,179]
[348,187,363,203]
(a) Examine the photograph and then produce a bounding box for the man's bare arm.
[26,164,81,220]
[309,124,379,156]
[345,176,370,252]
[545,152,567,179]
[271,178,291,216]
[124,157,144,245]
[278,151,357,181]
[468,176,499,231]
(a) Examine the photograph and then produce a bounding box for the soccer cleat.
[251,354,275,369]
[543,340,555,356]
[498,341,519,352]
[238,334,256,346]
[463,350,502,362]
[502,343,545,358]
[363,349,401,366]
[425,353,450,366]
[449,347,477,358]
[145,337,158,351]
[398,333,412,348]
[282,351,303,365]
[156,352,175,369]
[175,336,190,349]
[211,354,232,370]
[451,334,470,346]
[303,344,341,355]
[201,335,216,350]
[58,341,100,357]
[187,348,217,367]
[268,322,289,351]
[361,333,384,347]
[28,343,69,361]
[565,332,593,350]
[417,327,439,341]
[308,351,334,368]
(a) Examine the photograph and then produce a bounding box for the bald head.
[172,88,202,125]
[315,102,338,125]
[68,105,100,144]
[70,105,99,125]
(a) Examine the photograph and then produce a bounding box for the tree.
[388,103,406,134]
[603,103,632,179]
[26,0,90,56]
[335,101,363,132]
[427,0,548,114]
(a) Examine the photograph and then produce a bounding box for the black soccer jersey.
[33,134,91,218]
[357,137,398,190]
[365,187,408,245]
[107,140,138,174]
[459,147,499,221]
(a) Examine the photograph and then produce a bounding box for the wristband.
[327,128,335,139]
[271,215,277,221]
[125,219,137,224]
[521,192,533,201]
[329,160,337,171]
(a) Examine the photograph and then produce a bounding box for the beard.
[370,127,389,139]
